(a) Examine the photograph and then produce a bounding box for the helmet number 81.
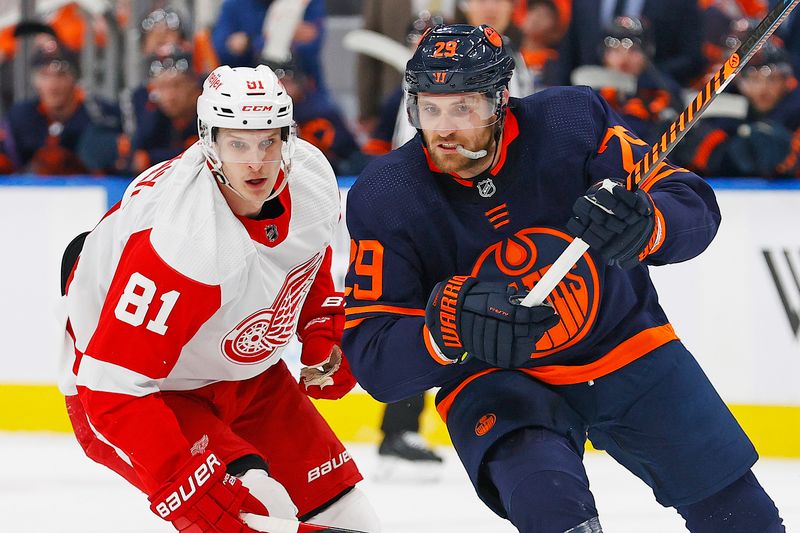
[114,272,180,335]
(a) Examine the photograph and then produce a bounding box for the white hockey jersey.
[58,140,340,485]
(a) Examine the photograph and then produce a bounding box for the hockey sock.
[676,469,785,533]
[485,427,599,533]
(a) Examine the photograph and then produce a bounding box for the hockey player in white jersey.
[58,64,381,533]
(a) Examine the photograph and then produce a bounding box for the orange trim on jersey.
[423,325,455,366]
[344,305,426,318]
[436,369,499,423]
[521,323,678,385]
[690,129,728,172]
[490,109,519,176]
[344,318,366,330]
[363,138,393,156]
[494,219,510,228]
[485,204,508,216]
[435,324,678,421]
[488,212,508,223]
[640,203,666,258]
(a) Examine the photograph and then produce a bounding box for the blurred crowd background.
[1,0,800,180]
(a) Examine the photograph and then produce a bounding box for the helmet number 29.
[114,272,180,335]
[432,41,458,58]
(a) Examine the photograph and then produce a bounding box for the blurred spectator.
[674,41,800,178]
[0,42,120,175]
[694,8,751,90]
[458,0,534,95]
[595,16,684,143]
[771,0,800,73]
[140,6,218,76]
[212,0,327,92]
[128,48,202,174]
[519,0,566,89]
[363,11,446,155]
[557,0,705,87]
[356,0,456,134]
[272,59,368,175]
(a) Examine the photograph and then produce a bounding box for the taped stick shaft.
[521,0,800,308]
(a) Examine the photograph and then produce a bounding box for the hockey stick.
[521,0,800,308]
[343,29,413,74]
[261,0,310,63]
[243,513,367,533]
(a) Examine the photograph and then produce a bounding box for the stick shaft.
[521,0,800,308]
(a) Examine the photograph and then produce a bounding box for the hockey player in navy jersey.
[343,24,785,532]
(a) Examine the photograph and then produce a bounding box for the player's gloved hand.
[425,276,560,368]
[149,451,268,532]
[299,344,357,400]
[298,296,357,399]
[566,180,656,270]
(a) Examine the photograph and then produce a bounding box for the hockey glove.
[149,451,268,533]
[425,276,560,369]
[298,298,356,400]
[566,180,656,270]
[299,345,357,400]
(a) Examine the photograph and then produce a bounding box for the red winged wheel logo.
[221,253,323,364]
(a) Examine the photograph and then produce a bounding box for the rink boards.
[0,176,798,457]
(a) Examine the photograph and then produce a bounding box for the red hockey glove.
[298,295,356,399]
[299,345,357,400]
[149,451,267,533]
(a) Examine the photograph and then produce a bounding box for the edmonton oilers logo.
[470,227,600,356]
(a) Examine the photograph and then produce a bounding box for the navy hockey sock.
[676,469,784,533]
[485,427,599,533]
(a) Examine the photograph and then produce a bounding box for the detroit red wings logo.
[221,253,323,364]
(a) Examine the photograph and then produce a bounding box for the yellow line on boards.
[1,384,798,458]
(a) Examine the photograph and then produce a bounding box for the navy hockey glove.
[567,180,656,270]
[424,276,560,369]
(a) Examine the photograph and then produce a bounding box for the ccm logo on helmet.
[241,105,273,112]
[153,453,223,518]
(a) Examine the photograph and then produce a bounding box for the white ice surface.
[0,433,797,533]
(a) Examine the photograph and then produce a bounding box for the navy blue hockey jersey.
[343,86,720,415]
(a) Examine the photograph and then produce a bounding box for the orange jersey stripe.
[520,323,677,385]
[344,317,366,330]
[436,369,499,423]
[435,324,678,422]
[344,304,426,317]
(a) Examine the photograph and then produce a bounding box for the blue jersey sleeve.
[584,90,721,265]
[342,180,484,402]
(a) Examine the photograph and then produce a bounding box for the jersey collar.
[422,108,520,187]
[235,170,292,248]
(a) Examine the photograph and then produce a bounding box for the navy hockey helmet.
[405,24,514,131]
[405,23,515,95]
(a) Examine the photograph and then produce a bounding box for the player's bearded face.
[216,128,283,211]
[416,93,499,176]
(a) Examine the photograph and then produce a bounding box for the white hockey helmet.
[197,65,297,198]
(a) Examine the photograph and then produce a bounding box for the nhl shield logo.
[265,224,279,242]
[477,178,496,198]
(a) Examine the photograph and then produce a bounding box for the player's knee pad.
[676,469,784,533]
[485,427,599,533]
[238,468,298,520]
[305,486,381,533]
